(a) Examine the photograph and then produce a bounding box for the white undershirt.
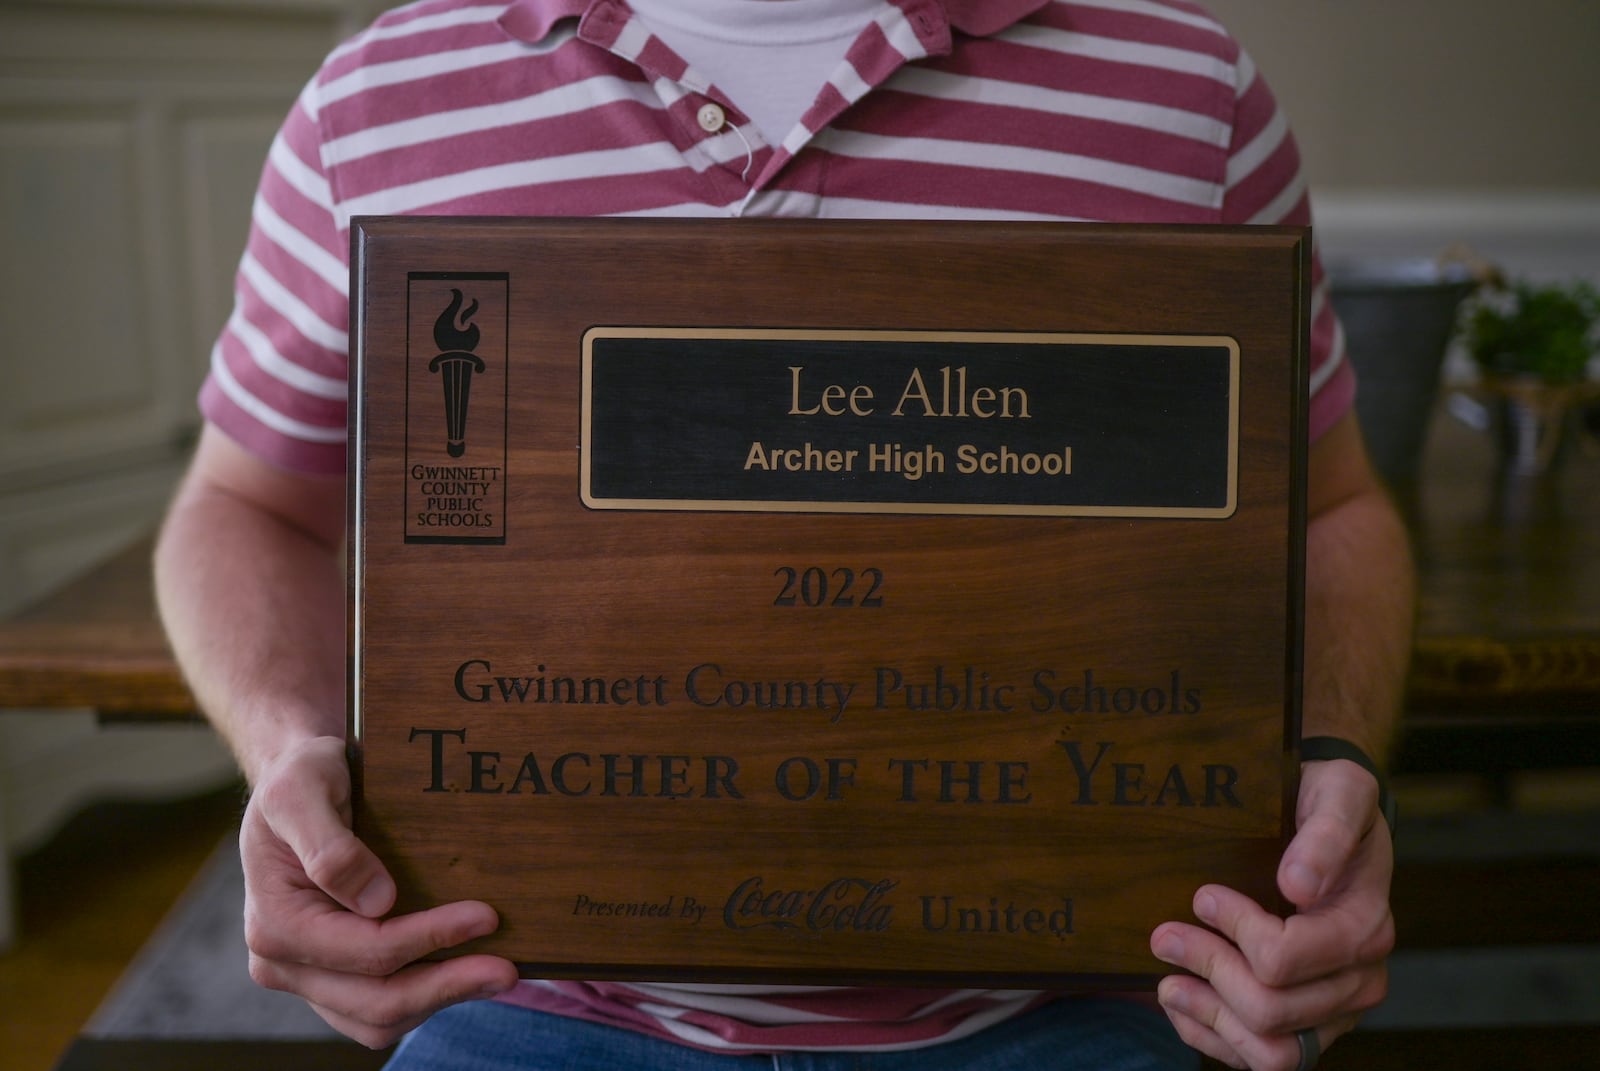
[626,0,883,144]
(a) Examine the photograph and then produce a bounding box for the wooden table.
[1397,402,1600,774]
[1,404,1596,749]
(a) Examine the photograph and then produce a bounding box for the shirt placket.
[739,0,953,215]
[577,0,771,205]
[577,0,955,215]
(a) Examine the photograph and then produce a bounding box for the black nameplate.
[581,329,1238,517]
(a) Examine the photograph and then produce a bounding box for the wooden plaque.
[349,218,1309,987]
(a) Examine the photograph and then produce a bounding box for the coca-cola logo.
[722,876,896,934]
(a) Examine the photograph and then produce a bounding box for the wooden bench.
[0,534,196,721]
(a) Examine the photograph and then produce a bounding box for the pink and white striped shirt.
[203,0,1351,478]
[202,0,1352,1052]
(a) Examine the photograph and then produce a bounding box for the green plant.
[1462,278,1600,383]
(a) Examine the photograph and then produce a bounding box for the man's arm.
[1152,410,1413,1070]
[1298,410,1414,754]
[155,424,518,1048]
[156,425,346,782]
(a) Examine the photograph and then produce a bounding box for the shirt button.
[697,102,726,133]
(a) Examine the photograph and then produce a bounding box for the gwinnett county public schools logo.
[403,273,508,546]
[429,288,484,457]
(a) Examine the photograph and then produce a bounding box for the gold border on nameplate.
[579,327,1240,519]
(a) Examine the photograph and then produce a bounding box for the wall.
[0,0,381,609]
[1207,0,1600,281]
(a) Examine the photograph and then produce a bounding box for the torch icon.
[428,289,484,458]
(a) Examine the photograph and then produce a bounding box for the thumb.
[248,736,397,918]
[1279,758,1380,908]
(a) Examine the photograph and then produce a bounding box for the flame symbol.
[433,288,481,352]
[429,290,485,458]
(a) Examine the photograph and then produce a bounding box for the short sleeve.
[198,77,351,476]
[1220,48,1354,443]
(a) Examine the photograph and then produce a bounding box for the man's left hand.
[1150,758,1395,1070]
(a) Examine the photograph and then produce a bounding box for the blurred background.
[0,1,1597,1068]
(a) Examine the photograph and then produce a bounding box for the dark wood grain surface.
[0,536,196,718]
[346,219,1311,982]
[1408,406,1600,710]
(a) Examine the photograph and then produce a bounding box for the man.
[155,2,1412,1068]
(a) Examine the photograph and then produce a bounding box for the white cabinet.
[0,0,382,946]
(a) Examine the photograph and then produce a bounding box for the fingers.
[1192,879,1393,989]
[256,952,520,1050]
[1150,768,1395,1070]
[1187,760,1394,991]
[1157,974,1362,1071]
[247,736,396,917]
[1279,760,1383,907]
[1153,912,1383,1071]
[243,823,516,1048]
[245,885,503,977]
[1148,753,1398,1068]
[239,736,519,1048]
[1153,914,1388,1035]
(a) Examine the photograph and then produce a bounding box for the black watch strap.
[1300,736,1397,838]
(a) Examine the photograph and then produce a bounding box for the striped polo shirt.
[202,0,1352,478]
[201,0,1352,1053]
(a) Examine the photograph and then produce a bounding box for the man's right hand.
[240,735,519,1049]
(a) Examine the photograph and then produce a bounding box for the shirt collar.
[497,0,589,44]
[498,0,1050,46]
[941,0,1051,37]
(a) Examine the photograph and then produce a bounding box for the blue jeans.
[384,997,1199,1071]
